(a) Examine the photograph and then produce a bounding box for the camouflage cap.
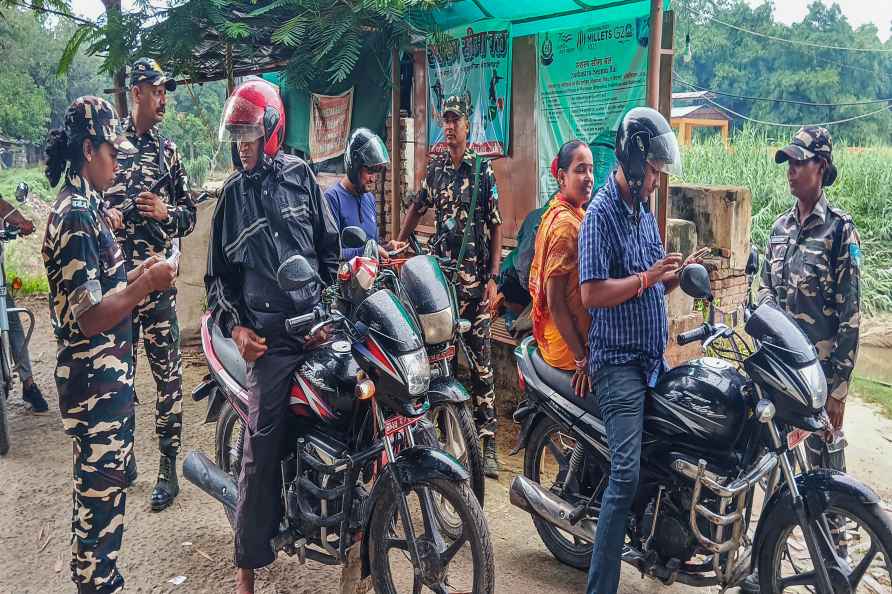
[442,95,469,119]
[775,126,833,164]
[64,96,137,155]
[130,57,177,92]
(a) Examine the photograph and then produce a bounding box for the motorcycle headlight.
[798,360,827,409]
[398,349,430,396]
[418,308,454,345]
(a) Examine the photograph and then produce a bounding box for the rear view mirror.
[14,182,28,203]
[277,254,320,291]
[679,264,713,301]
[746,246,759,276]
[342,226,368,249]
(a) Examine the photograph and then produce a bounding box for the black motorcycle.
[186,228,494,593]
[509,263,892,592]
[379,234,485,514]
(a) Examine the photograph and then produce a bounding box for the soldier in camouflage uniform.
[42,96,176,594]
[758,126,860,468]
[397,95,504,478]
[105,58,196,511]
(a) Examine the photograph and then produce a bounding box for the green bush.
[678,128,892,314]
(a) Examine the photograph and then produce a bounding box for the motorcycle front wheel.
[758,488,892,593]
[368,476,494,594]
[414,402,484,540]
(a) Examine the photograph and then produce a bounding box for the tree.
[673,0,892,143]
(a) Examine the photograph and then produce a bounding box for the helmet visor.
[646,131,683,178]
[218,95,265,143]
[356,135,389,169]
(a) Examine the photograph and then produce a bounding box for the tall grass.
[679,128,892,315]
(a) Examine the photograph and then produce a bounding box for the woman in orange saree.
[529,140,594,396]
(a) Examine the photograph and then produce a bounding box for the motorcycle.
[509,263,892,592]
[0,182,36,456]
[378,230,486,513]
[186,227,494,593]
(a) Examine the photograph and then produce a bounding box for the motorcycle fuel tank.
[646,357,748,451]
[290,338,361,425]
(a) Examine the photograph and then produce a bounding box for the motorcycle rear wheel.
[0,380,9,456]
[368,476,494,594]
[524,416,598,570]
[215,401,244,529]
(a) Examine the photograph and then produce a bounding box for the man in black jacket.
[205,80,340,594]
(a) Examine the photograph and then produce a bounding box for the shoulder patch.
[70,196,89,210]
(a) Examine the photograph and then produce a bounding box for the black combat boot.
[483,436,500,479]
[739,572,759,593]
[150,453,179,512]
[22,383,48,413]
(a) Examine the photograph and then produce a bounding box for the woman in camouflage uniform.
[42,96,176,593]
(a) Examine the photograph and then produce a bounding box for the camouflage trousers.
[458,297,496,439]
[132,287,182,456]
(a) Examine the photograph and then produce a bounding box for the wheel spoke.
[417,486,448,552]
[385,537,410,551]
[440,533,468,565]
[849,542,879,586]
[779,570,818,588]
[544,435,568,466]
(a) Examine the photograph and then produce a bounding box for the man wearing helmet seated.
[205,79,340,594]
[324,128,406,260]
[578,107,699,594]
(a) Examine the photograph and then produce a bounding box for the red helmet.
[219,79,286,157]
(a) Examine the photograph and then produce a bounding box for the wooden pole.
[389,47,402,241]
[646,0,664,109]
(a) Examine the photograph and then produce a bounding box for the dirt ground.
[2,296,892,594]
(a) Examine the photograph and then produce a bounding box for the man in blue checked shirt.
[579,108,699,594]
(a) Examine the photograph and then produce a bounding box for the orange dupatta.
[528,194,590,371]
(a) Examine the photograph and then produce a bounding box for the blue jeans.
[586,364,647,594]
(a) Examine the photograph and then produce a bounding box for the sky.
[746,0,891,41]
[69,0,892,42]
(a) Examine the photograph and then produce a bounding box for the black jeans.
[234,337,301,569]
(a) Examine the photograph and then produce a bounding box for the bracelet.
[574,356,587,370]
[636,272,645,298]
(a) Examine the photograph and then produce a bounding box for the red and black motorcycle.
[185,227,494,593]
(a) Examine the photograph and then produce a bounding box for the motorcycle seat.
[530,348,600,419]
[207,317,248,388]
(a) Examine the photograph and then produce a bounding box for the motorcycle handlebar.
[285,311,317,334]
[676,326,708,346]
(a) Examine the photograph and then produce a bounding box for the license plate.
[384,414,421,436]
[787,428,811,450]
[428,345,456,363]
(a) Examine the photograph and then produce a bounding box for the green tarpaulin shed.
[432,0,669,37]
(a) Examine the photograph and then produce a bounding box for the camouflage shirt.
[758,193,861,401]
[42,172,134,427]
[105,118,196,265]
[413,149,502,300]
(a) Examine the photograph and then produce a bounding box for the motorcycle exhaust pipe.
[509,475,596,544]
[183,451,238,511]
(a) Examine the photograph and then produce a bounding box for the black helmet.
[14,182,29,202]
[345,128,389,188]
[614,107,682,201]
